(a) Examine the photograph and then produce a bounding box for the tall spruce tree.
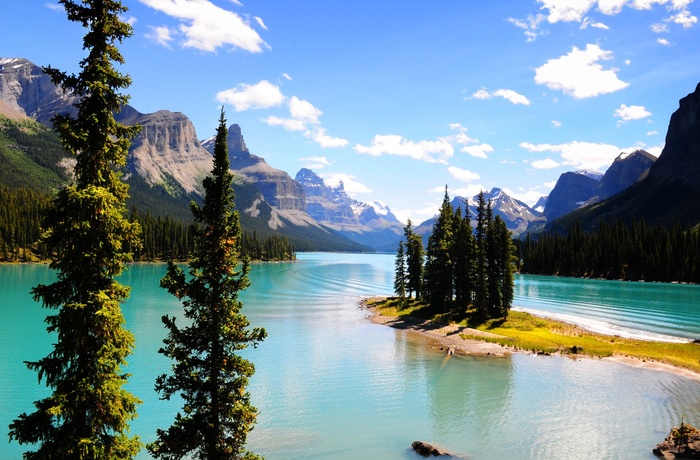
[8,1,142,458]
[403,219,424,299]
[394,240,407,302]
[452,203,475,315]
[149,109,266,460]
[473,191,489,320]
[424,187,455,312]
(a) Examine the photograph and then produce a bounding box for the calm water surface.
[2,253,700,459]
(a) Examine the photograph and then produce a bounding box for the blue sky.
[2,1,699,223]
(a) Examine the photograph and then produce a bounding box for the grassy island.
[366,297,700,375]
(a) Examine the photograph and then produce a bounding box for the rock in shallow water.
[412,440,450,457]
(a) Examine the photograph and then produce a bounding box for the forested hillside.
[0,114,296,262]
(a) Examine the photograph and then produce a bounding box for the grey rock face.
[648,82,700,188]
[203,124,307,212]
[116,106,213,195]
[543,171,602,221]
[0,58,77,124]
[597,149,656,201]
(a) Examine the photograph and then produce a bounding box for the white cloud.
[216,80,285,111]
[504,183,554,207]
[393,203,445,226]
[300,156,331,169]
[646,130,658,135]
[531,158,561,169]
[671,9,698,27]
[263,115,306,131]
[614,103,652,121]
[447,166,480,182]
[123,16,138,26]
[138,0,267,52]
[307,128,349,148]
[146,25,174,47]
[646,144,664,157]
[442,123,477,145]
[45,2,63,11]
[507,14,548,41]
[354,134,454,164]
[651,22,669,32]
[472,89,491,99]
[624,59,632,65]
[552,120,562,127]
[538,0,596,23]
[494,89,531,105]
[521,140,623,170]
[581,17,610,29]
[534,44,629,98]
[597,0,628,15]
[282,73,292,81]
[460,143,495,159]
[289,97,322,124]
[254,16,268,30]
[657,37,672,45]
[322,173,372,195]
[472,88,531,105]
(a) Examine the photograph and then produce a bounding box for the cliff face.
[202,124,307,212]
[115,106,213,196]
[0,58,77,124]
[543,172,601,221]
[648,82,700,188]
[295,168,356,225]
[597,150,656,200]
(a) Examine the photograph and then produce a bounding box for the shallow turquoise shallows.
[3,253,700,459]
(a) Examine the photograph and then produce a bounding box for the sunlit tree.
[9,0,142,458]
[150,109,266,460]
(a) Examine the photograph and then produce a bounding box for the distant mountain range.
[2,56,699,249]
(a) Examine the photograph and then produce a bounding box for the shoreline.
[360,297,700,383]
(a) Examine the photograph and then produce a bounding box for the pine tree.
[149,109,266,460]
[424,187,455,312]
[8,1,142,458]
[452,204,475,315]
[473,191,489,320]
[404,219,424,300]
[394,240,407,302]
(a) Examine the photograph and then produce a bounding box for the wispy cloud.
[216,80,285,111]
[520,140,623,170]
[471,88,531,105]
[530,158,561,169]
[614,103,652,122]
[657,37,672,45]
[138,0,268,52]
[146,25,175,47]
[460,144,495,159]
[447,166,480,182]
[534,44,629,98]
[322,173,372,195]
[300,156,332,170]
[355,135,454,164]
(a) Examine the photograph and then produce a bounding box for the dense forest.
[396,189,516,321]
[518,219,700,284]
[0,186,295,262]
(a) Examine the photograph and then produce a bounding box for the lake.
[2,253,700,459]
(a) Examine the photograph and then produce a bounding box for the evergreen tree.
[404,219,424,299]
[8,1,142,458]
[149,109,266,460]
[452,204,475,314]
[394,240,407,302]
[424,187,455,312]
[473,191,489,320]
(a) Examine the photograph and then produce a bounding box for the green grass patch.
[367,297,700,374]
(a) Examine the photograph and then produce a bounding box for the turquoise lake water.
[3,252,700,459]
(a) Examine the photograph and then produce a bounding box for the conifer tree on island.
[150,109,267,460]
[8,0,143,458]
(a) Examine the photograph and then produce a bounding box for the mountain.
[543,170,602,222]
[595,149,656,201]
[0,57,366,252]
[295,168,403,251]
[547,82,700,232]
[415,188,543,238]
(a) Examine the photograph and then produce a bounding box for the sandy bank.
[360,297,700,383]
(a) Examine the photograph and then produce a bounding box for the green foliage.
[394,241,407,301]
[395,188,516,323]
[150,110,266,460]
[8,1,142,458]
[519,219,700,283]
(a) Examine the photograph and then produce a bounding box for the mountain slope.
[548,82,700,232]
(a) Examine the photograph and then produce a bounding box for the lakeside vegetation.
[367,296,700,374]
[518,219,700,284]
